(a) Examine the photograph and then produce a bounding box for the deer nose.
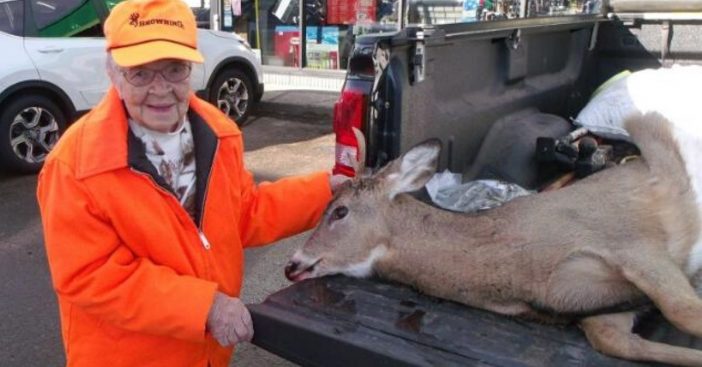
[284,261,299,281]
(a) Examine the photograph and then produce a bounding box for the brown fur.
[288,113,702,365]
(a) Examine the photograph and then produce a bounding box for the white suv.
[0,0,264,173]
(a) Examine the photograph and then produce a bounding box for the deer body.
[286,113,702,365]
[351,155,697,321]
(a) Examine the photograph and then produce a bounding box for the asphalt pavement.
[0,89,339,367]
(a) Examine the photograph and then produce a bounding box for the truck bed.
[249,8,702,367]
[249,276,701,366]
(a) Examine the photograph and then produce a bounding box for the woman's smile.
[146,103,175,113]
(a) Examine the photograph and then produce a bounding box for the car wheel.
[209,68,254,126]
[0,95,66,174]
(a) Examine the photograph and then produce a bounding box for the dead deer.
[285,112,702,366]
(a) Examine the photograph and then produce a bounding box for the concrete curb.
[262,66,345,92]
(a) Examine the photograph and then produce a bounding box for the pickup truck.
[249,1,702,365]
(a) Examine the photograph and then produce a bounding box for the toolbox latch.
[410,32,426,84]
[506,29,526,82]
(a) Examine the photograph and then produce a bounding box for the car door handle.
[37,47,64,54]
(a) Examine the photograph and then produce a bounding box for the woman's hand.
[206,292,254,346]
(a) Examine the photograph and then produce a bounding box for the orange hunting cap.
[105,0,204,67]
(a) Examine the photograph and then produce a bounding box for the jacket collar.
[75,86,240,180]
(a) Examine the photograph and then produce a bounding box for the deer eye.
[331,206,349,220]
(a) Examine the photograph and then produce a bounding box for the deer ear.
[383,139,441,200]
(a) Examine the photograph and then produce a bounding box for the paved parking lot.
[0,89,339,367]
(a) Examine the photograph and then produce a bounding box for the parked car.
[0,0,264,173]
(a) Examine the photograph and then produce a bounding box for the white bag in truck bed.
[576,66,702,140]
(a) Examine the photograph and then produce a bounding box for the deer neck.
[374,194,537,307]
[382,194,516,250]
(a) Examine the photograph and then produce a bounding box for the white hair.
[106,54,130,102]
[105,54,123,88]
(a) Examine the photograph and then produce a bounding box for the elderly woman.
[36,1,345,366]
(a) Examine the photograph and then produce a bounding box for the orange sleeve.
[236,141,332,248]
[37,159,217,342]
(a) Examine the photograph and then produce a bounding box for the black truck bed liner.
[249,276,701,366]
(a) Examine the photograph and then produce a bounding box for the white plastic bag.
[426,170,533,213]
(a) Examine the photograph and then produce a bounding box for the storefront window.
[265,0,301,66]
[218,0,600,70]
[224,0,399,70]
[185,0,211,29]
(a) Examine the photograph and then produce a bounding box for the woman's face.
[110,58,192,133]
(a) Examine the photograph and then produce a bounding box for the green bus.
[7,0,122,37]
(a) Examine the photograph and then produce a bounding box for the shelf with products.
[305,26,340,69]
[326,0,377,25]
[273,25,340,69]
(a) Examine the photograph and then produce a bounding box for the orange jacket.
[37,87,332,367]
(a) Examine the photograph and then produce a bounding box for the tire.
[0,95,66,174]
[208,68,255,126]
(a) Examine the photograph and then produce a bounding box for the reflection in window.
[221,0,602,70]
[406,0,601,25]
[186,0,211,29]
[0,0,23,36]
[408,0,463,25]
[31,0,86,29]
[525,0,601,18]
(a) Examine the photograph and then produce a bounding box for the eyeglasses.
[122,62,192,87]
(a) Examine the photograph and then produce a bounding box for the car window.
[31,0,87,29]
[0,0,23,36]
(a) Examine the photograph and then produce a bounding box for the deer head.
[285,139,442,281]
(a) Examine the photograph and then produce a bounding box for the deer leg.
[616,253,702,337]
[580,312,702,366]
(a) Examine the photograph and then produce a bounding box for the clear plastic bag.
[425,170,533,213]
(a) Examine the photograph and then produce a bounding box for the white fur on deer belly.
[575,66,702,275]
[674,129,702,275]
[628,68,702,276]
[681,132,702,276]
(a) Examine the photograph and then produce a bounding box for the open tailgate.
[248,276,699,366]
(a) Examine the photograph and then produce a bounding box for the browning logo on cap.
[105,0,204,67]
[128,12,184,28]
[129,12,139,26]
